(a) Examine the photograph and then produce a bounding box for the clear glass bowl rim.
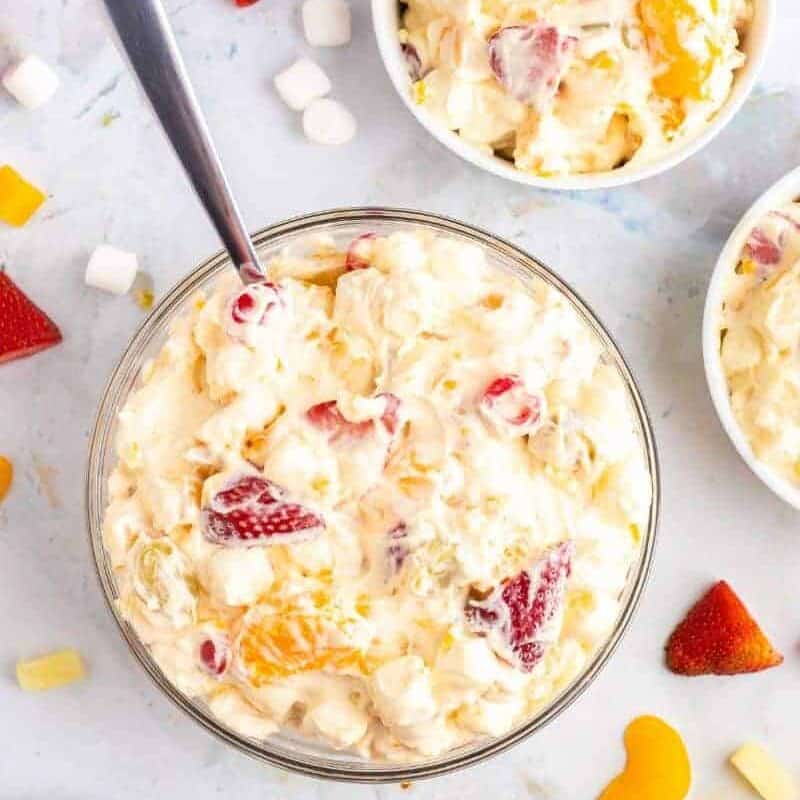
[86,207,660,784]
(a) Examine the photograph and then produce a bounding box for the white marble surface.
[1,1,800,797]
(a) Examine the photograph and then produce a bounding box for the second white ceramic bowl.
[703,165,800,511]
[372,0,775,190]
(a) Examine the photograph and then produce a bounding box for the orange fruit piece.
[639,0,721,100]
[598,715,691,799]
[0,165,46,227]
[238,604,363,685]
[0,456,12,503]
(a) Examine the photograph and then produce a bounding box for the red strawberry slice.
[480,375,543,432]
[385,521,410,577]
[488,23,576,109]
[0,270,62,365]
[345,233,376,271]
[202,474,324,546]
[665,580,783,676]
[227,282,282,327]
[306,393,401,443]
[465,541,574,672]
[199,636,230,677]
[234,0,260,6]
[744,228,783,267]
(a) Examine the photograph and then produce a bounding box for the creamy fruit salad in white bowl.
[87,209,659,781]
[704,168,800,511]
[372,0,774,189]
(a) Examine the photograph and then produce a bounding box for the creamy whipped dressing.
[400,0,751,176]
[104,228,650,761]
[720,203,800,488]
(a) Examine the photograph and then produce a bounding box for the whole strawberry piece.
[0,270,62,364]
[665,580,783,676]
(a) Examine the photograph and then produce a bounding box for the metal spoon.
[102,0,266,284]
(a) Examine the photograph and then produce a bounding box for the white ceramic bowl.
[372,0,775,190]
[703,166,800,510]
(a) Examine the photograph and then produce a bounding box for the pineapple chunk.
[17,649,86,691]
[730,743,797,800]
[0,165,46,227]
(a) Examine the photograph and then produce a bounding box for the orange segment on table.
[0,165,46,226]
[598,715,691,800]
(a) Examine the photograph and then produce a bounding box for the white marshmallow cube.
[274,57,331,111]
[302,0,351,47]
[302,98,356,145]
[2,55,60,110]
[85,244,139,295]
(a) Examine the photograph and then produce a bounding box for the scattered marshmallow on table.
[274,57,331,111]
[302,0,351,47]
[85,244,139,295]
[302,98,356,145]
[2,55,60,110]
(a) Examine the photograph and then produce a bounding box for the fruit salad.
[719,203,800,488]
[103,228,651,760]
[399,0,751,176]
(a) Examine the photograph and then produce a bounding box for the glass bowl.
[86,208,660,783]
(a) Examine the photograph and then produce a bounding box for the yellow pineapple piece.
[0,165,46,227]
[640,0,722,100]
[730,743,797,800]
[412,80,426,105]
[17,649,86,691]
[589,51,617,70]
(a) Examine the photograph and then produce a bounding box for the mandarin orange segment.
[640,0,721,100]
[0,165,46,227]
[238,606,363,685]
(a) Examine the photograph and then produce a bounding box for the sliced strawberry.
[480,375,543,433]
[401,43,423,82]
[234,0,260,6]
[385,521,410,577]
[465,541,573,672]
[488,23,576,109]
[202,474,324,546]
[0,271,62,365]
[227,282,282,327]
[665,580,783,676]
[744,228,783,267]
[199,635,230,677]
[306,393,401,443]
[345,233,376,271]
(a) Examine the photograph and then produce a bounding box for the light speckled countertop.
[2,1,800,797]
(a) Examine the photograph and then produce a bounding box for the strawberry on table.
[0,269,62,364]
[665,580,783,676]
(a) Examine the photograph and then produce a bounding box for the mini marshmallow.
[85,244,139,295]
[302,0,351,47]
[302,98,356,145]
[274,57,331,111]
[2,55,60,110]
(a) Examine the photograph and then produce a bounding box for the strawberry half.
[202,474,324,546]
[665,580,783,676]
[466,541,574,672]
[0,270,62,365]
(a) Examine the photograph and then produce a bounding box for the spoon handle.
[103,0,265,283]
